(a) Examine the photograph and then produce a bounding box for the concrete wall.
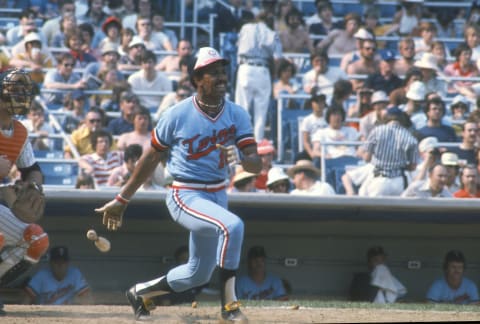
[35,189,480,303]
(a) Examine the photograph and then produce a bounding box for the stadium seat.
[38,160,79,186]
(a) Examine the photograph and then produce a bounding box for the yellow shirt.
[14,52,54,83]
[65,124,117,156]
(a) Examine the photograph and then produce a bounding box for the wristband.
[115,194,130,205]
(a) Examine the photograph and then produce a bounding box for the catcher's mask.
[0,69,35,116]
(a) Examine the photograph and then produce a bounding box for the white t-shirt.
[302,67,346,97]
[311,126,360,158]
[128,71,173,109]
[291,181,336,195]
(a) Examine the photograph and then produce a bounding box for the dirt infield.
[2,304,480,323]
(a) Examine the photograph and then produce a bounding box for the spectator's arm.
[342,173,357,196]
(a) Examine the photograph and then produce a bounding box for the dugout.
[19,190,480,304]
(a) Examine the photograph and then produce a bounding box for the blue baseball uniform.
[236,273,287,300]
[426,277,479,304]
[151,97,256,293]
[25,266,89,305]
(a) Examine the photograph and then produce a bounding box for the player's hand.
[94,195,129,231]
[216,144,242,166]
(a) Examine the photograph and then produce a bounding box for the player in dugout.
[0,69,48,316]
[95,47,262,323]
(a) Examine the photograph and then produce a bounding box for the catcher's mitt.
[8,181,45,223]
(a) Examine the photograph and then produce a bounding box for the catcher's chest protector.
[0,120,28,164]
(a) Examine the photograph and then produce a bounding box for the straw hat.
[414,53,439,72]
[287,160,320,178]
[232,166,257,184]
[266,167,289,187]
[441,152,459,166]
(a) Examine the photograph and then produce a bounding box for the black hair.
[124,144,143,162]
[90,128,113,150]
[403,67,423,86]
[443,250,466,270]
[325,106,346,124]
[19,8,37,19]
[140,50,157,64]
[78,23,95,39]
[276,58,296,79]
[424,97,446,116]
[285,7,305,26]
[310,49,329,64]
[453,42,472,61]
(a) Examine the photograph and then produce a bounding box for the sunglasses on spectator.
[177,92,190,98]
[89,119,101,123]
[63,63,74,67]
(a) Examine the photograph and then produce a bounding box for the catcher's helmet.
[0,68,35,116]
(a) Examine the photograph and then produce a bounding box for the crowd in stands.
[0,0,477,199]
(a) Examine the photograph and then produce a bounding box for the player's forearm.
[121,148,163,199]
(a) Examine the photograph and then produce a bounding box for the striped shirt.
[366,122,418,178]
[81,151,123,186]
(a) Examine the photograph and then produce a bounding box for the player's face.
[51,260,69,281]
[445,261,464,287]
[196,62,228,99]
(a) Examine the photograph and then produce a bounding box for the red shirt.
[453,189,480,198]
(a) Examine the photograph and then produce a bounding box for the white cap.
[450,95,469,108]
[193,47,229,71]
[24,32,42,44]
[418,136,438,153]
[414,53,439,72]
[128,36,145,48]
[406,81,426,101]
[441,152,459,166]
[353,28,374,40]
[371,90,389,104]
[266,167,289,187]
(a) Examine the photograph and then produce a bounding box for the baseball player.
[95,47,261,323]
[0,69,49,315]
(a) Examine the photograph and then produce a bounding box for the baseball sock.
[219,268,237,310]
[135,275,173,300]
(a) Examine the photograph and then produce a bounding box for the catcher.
[0,69,49,315]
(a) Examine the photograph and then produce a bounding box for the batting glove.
[217,144,243,167]
[94,194,129,231]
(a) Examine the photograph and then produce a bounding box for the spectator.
[347,87,374,122]
[346,39,379,91]
[444,43,480,99]
[21,102,55,151]
[440,152,461,193]
[236,10,282,141]
[155,82,194,121]
[229,166,258,193]
[316,12,361,56]
[64,107,106,158]
[329,79,353,113]
[414,22,437,58]
[118,36,146,72]
[92,68,129,109]
[274,0,293,33]
[401,163,452,197]
[463,24,480,66]
[135,15,173,52]
[78,129,123,186]
[364,50,403,95]
[299,89,328,160]
[128,50,173,111]
[51,12,77,48]
[359,90,390,141]
[64,29,97,68]
[43,52,86,106]
[411,136,440,182]
[349,246,406,303]
[155,39,193,73]
[84,42,125,87]
[417,97,458,142]
[75,172,95,189]
[401,80,427,130]
[122,0,151,31]
[273,58,300,108]
[77,0,108,34]
[391,0,423,36]
[448,121,478,165]
[413,53,447,97]
[78,22,100,60]
[118,27,135,57]
[6,8,46,46]
[254,139,276,191]
[302,50,346,97]
[393,37,416,76]
[341,163,375,196]
[211,0,254,35]
[454,164,480,198]
[389,66,423,107]
[305,0,338,27]
[151,10,178,49]
[9,32,55,84]
[24,246,90,305]
[60,90,88,134]
[98,16,122,50]
[107,143,143,187]
[116,106,151,153]
[107,91,139,136]
[287,159,335,195]
[279,7,313,54]
[236,246,288,301]
[308,1,342,40]
[363,107,418,196]
[430,40,449,71]
[446,95,471,138]
[311,106,360,160]
[339,28,376,74]
[266,167,291,193]
[426,250,479,304]
[41,0,76,46]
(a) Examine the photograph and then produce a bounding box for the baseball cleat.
[126,286,155,320]
[219,301,248,323]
